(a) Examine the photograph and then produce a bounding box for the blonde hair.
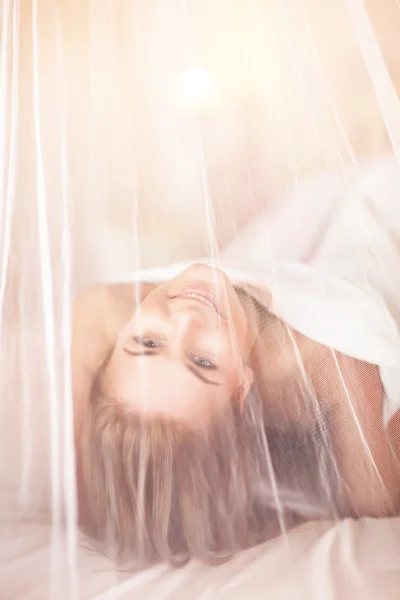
[80,369,338,567]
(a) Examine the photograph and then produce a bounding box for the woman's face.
[103,264,254,425]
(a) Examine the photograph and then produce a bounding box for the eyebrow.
[123,348,221,386]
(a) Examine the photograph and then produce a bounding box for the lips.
[175,286,222,316]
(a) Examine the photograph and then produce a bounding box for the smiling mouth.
[173,290,223,317]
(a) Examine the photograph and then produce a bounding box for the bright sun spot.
[175,66,220,113]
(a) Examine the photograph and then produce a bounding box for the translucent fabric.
[2,1,400,598]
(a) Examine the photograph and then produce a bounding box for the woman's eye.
[192,355,216,370]
[134,336,163,349]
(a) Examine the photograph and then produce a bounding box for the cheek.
[125,291,166,323]
[228,307,250,350]
[218,326,248,363]
[217,348,247,385]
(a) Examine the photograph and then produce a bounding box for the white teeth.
[181,292,217,311]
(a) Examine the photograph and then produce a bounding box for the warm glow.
[174,67,220,114]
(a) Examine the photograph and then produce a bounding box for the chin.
[187,263,230,281]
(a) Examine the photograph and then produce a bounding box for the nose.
[172,305,204,330]
[169,305,207,350]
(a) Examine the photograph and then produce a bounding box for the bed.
[2,513,400,599]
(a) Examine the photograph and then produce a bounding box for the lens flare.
[175,66,220,113]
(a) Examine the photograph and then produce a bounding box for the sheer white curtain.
[1,1,400,598]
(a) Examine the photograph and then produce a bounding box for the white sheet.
[222,155,400,423]
[2,517,400,599]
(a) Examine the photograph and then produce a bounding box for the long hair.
[80,368,340,567]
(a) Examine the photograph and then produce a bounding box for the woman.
[73,156,400,567]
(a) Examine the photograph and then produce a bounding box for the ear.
[238,365,254,412]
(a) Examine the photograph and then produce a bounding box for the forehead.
[107,353,232,423]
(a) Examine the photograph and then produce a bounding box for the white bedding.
[2,517,400,599]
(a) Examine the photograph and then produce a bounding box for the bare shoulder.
[72,283,132,372]
[73,283,129,320]
[74,283,140,328]
[73,281,155,348]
